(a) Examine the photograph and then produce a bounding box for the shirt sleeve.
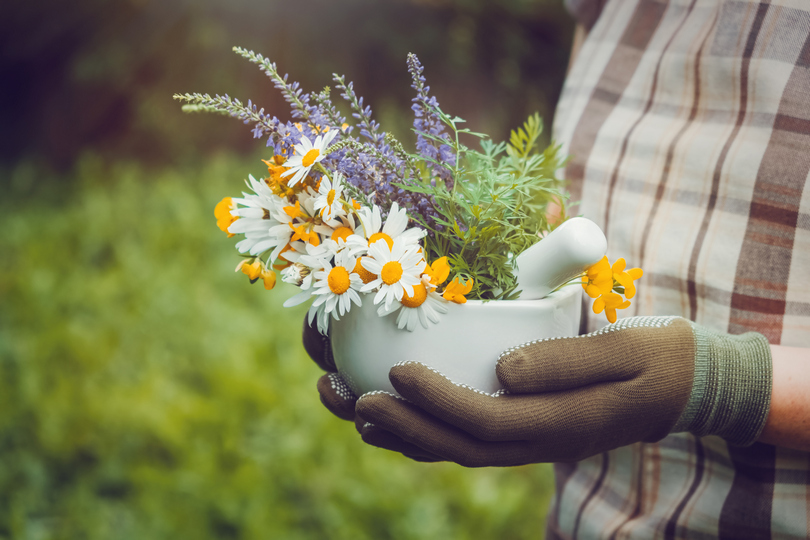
[564,0,608,31]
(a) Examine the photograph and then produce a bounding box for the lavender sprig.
[407,53,456,188]
[333,139,403,179]
[173,92,284,143]
[312,87,350,136]
[383,133,421,182]
[232,47,313,122]
[334,74,384,149]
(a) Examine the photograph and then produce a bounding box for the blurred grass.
[0,154,554,539]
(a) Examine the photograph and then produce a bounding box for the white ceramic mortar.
[331,217,605,395]
[331,284,582,395]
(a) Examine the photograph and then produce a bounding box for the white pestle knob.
[513,217,607,300]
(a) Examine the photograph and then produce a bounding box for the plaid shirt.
[548,0,810,538]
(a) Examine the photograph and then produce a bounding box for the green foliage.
[403,112,567,300]
[507,112,543,160]
[0,155,554,539]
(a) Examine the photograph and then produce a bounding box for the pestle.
[513,217,607,300]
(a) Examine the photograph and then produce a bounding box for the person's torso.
[548,0,810,537]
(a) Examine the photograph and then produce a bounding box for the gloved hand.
[302,318,444,462]
[302,317,358,421]
[353,316,773,467]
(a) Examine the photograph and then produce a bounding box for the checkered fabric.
[548,0,810,538]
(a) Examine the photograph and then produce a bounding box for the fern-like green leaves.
[507,112,543,159]
[399,112,566,300]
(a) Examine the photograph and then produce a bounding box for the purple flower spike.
[407,53,456,189]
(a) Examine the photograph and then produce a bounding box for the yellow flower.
[263,158,294,198]
[283,200,305,220]
[583,256,643,322]
[582,256,613,299]
[261,269,277,290]
[443,276,473,304]
[263,157,320,197]
[423,256,450,288]
[611,258,644,299]
[236,259,276,290]
[593,292,630,324]
[288,223,320,246]
[214,197,238,238]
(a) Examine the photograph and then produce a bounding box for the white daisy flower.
[360,237,426,310]
[280,238,338,267]
[282,242,334,309]
[228,175,288,257]
[313,172,346,221]
[357,202,425,249]
[377,284,449,332]
[280,130,339,187]
[280,263,309,286]
[342,233,373,257]
[307,249,364,334]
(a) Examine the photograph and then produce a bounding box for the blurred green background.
[1,1,573,538]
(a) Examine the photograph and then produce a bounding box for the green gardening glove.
[354,316,773,467]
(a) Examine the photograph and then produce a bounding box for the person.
[304,0,810,537]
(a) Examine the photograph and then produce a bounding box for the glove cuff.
[672,322,772,446]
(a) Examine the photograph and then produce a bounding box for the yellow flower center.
[400,283,427,308]
[368,232,393,249]
[326,189,336,206]
[332,226,353,243]
[302,149,320,167]
[327,266,351,295]
[353,257,376,284]
[380,261,403,285]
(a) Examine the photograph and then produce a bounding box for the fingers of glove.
[403,453,444,463]
[356,391,547,467]
[317,373,357,421]
[496,317,696,394]
[388,361,536,442]
[354,414,367,434]
[303,318,336,372]
[386,361,676,445]
[358,421,444,462]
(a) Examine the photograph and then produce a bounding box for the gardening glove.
[354,316,773,467]
[302,318,444,462]
[303,317,357,421]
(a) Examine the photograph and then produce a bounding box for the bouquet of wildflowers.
[176,47,640,333]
